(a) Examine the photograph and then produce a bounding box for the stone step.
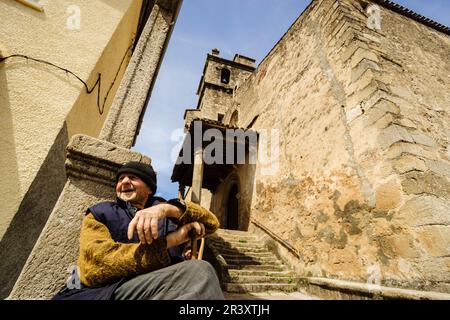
[208,242,267,251]
[209,245,268,255]
[213,236,259,243]
[213,232,258,241]
[208,238,262,247]
[216,229,255,237]
[225,264,286,271]
[222,283,298,293]
[214,239,261,246]
[209,229,298,294]
[207,240,265,250]
[223,257,282,266]
[227,275,296,284]
[209,248,268,256]
[220,252,275,260]
[227,269,294,277]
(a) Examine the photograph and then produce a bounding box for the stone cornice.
[65,135,150,187]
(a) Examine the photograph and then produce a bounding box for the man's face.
[116,173,152,208]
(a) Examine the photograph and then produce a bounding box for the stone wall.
[198,87,233,120]
[210,0,450,293]
[363,0,450,293]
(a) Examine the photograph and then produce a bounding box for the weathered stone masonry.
[321,0,450,293]
[204,0,449,294]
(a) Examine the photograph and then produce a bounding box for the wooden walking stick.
[188,230,205,260]
[198,237,205,260]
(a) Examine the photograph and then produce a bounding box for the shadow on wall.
[0,66,19,298]
[0,106,69,299]
[0,65,20,234]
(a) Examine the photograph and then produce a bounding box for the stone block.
[69,134,150,166]
[398,195,450,228]
[351,59,380,83]
[394,118,416,129]
[387,234,421,259]
[378,124,414,150]
[348,80,390,108]
[419,257,450,282]
[411,132,438,148]
[424,159,450,178]
[346,104,363,123]
[327,17,349,41]
[367,218,393,238]
[375,179,402,211]
[363,98,400,126]
[348,69,376,96]
[389,85,415,101]
[362,90,392,114]
[386,142,438,161]
[360,32,382,44]
[415,226,450,258]
[392,154,427,174]
[334,24,359,49]
[347,81,382,108]
[373,113,395,129]
[340,40,369,63]
[350,47,379,69]
[401,171,450,199]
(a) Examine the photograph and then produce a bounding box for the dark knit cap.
[116,162,157,196]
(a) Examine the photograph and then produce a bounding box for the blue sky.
[132,0,450,200]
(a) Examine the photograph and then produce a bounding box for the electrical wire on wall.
[0,40,134,115]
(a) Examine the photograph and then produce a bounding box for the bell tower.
[184,49,256,129]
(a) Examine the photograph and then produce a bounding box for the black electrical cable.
[0,41,134,115]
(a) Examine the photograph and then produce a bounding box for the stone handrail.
[250,218,301,259]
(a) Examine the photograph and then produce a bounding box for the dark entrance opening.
[220,68,230,84]
[226,184,239,230]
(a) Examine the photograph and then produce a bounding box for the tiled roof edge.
[372,0,450,36]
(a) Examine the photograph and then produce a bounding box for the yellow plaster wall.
[0,0,142,240]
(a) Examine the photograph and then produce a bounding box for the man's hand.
[183,249,193,260]
[166,222,205,248]
[127,203,184,244]
[127,204,166,243]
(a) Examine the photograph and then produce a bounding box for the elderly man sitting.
[53,161,224,300]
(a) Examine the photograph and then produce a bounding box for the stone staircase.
[206,229,298,293]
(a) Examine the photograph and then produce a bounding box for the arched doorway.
[226,184,239,230]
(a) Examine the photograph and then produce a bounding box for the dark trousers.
[113,260,225,300]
